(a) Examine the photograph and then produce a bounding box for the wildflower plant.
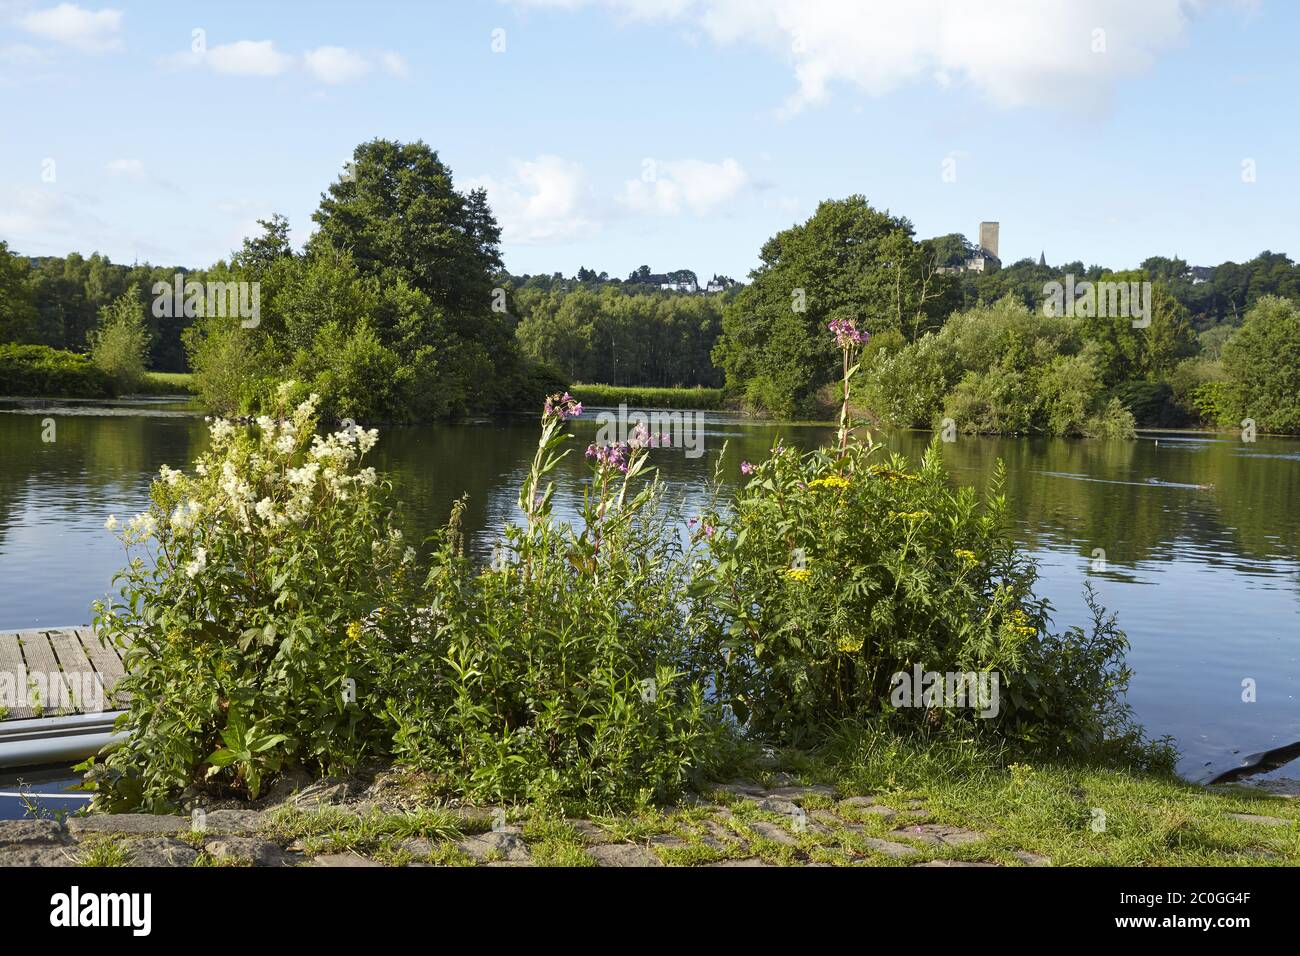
[694,324,1159,763]
[87,383,417,810]
[383,393,728,812]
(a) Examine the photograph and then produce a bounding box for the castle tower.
[979,221,999,259]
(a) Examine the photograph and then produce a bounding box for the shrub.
[88,289,150,392]
[382,394,729,811]
[693,318,1165,764]
[1220,295,1300,433]
[184,324,270,416]
[87,386,416,811]
[0,343,114,397]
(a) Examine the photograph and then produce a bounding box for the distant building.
[935,220,1002,274]
[661,277,698,293]
[1189,266,1214,285]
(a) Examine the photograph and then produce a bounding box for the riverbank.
[568,383,726,410]
[6,748,1297,866]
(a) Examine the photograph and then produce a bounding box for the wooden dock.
[0,627,130,722]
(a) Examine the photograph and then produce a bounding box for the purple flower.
[828,317,870,350]
[704,524,715,538]
[688,517,698,528]
[544,391,583,421]
[740,460,754,476]
[587,441,632,473]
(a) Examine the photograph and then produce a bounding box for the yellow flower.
[783,567,812,583]
[835,633,864,653]
[868,465,919,481]
[890,510,931,521]
[954,548,978,564]
[808,475,850,492]
[346,621,363,643]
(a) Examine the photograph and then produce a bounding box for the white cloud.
[19,3,122,52]
[509,0,1219,111]
[105,157,144,178]
[206,39,294,76]
[303,45,370,84]
[161,40,406,84]
[621,158,749,215]
[471,155,597,244]
[379,51,409,78]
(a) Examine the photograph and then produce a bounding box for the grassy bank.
[48,735,1300,867]
[140,371,195,395]
[569,383,726,410]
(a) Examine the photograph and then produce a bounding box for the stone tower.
[979,221,999,259]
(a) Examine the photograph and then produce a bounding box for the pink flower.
[828,317,870,350]
[740,460,754,476]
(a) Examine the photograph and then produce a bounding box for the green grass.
[76,835,131,867]
[140,371,195,395]
[569,383,726,410]
[809,728,1300,866]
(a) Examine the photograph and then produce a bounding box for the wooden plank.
[0,631,34,720]
[73,627,129,707]
[16,630,78,717]
[48,629,110,715]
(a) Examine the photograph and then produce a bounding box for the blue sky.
[1,0,1296,279]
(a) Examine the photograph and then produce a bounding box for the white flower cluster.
[107,384,390,586]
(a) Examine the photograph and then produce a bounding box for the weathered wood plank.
[15,629,78,717]
[73,626,129,706]
[0,631,34,720]
[48,629,110,714]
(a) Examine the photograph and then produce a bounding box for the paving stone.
[647,833,690,849]
[1227,813,1292,827]
[711,857,774,867]
[458,829,530,863]
[195,809,267,836]
[856,836,920,859]
[563,818,608,843]
[587,843,663,867]
[715,781,765,798]
[0,819,70,847]
[126,838,199,866]
[756,796,799,815]
[890,824,985,847]
[839,796,880,808]
[2,846,76,866]
[205,837,291,866]
[766,784,839,802]
[1012,850,1052,867]
[748,820,800,846]
[399,837,434,858]
[912,860,999,867]
[312,852,382,867]
[67,814,186,838]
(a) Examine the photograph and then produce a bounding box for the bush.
[0,343,114,397]
[383,396,729,810]
[1220,295,1300,433]
[693,319,1164,764]
[84,369,1165,811]
[88,289,150,392]
[87,386,416,811]
[863,297,1137,437]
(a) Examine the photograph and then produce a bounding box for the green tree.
[1220,295,1300,433]
[714,196,946,417]
[88,287,151,391]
